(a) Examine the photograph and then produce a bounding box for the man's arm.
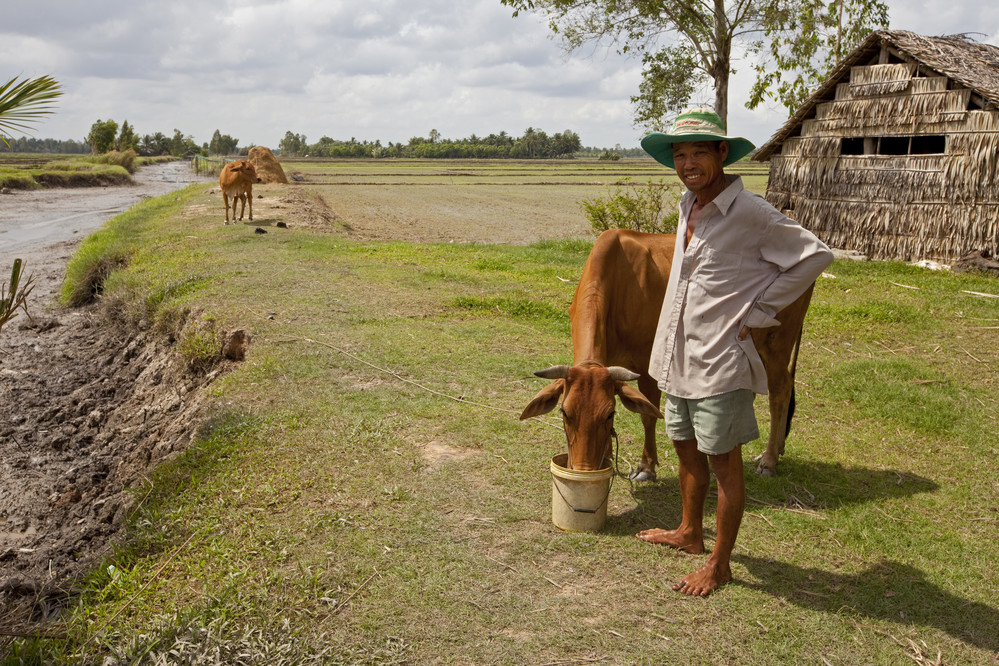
[740,217,834,336]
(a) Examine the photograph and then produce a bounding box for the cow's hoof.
[754,463,776,477]
[629,469,656,482]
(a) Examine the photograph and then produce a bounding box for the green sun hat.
[641,108,756,169]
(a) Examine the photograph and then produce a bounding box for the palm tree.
[0,75,62,333]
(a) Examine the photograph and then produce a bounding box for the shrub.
[87,148,138,173]
[598,150,622,161]
[580,178,681,235]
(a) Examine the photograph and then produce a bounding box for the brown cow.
[521,229,670,475]
[521,228,815,478]
[219,160,262,224]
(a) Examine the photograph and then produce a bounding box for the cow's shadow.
[606,456,938,537]
[733,555,999,654]
[237,218,284,227]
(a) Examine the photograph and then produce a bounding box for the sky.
[4,1,999,151]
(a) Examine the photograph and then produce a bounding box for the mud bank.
[0,162,216,623]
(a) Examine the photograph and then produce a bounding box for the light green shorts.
[665,390,759,456]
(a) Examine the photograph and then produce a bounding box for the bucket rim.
[550,452,612,475]
[549,453,614,483]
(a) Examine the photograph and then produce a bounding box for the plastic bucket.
[550,453,613,532]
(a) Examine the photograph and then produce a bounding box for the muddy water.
[0,160,212,257]
[0,160,212,298]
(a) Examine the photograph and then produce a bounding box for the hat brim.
[641,132,756,169]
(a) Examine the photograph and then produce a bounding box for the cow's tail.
[784,324,805,438]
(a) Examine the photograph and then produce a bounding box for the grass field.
[7,158,999,664]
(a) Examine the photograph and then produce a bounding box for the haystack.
[247,146,288,184]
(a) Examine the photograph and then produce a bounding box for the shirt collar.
[680,175,743,216]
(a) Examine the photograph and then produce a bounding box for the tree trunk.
[712,0,732,127]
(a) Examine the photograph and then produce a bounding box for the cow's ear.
[616,383,664,419]
[520,380,565,420]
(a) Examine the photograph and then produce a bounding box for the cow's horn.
[534,365,570,379]
[607,366,640,381]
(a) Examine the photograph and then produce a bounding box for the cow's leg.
[223,192,231,224]
[237,193,247,221]
[247,188,253,220]
[756,364,791,477]
[631,375,661,482]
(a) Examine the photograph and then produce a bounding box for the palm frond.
[0,75,63,141]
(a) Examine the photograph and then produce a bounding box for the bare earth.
[0,163,215,622]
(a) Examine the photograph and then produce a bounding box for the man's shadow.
[606,458,997,652]
[607,457,939,537]
[734,555,999,654]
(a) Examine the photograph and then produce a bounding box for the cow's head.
[232,160,262,182]
[520,361,663,471]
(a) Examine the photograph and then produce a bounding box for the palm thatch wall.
[755,31,999,262]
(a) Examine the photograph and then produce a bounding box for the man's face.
[671,140,729,195]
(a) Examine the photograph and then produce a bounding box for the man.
[636,109,833,596]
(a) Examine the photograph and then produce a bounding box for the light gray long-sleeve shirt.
[648,175,833,399]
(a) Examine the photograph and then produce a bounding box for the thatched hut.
[753,30,999,262]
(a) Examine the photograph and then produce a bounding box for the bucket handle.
[551,468,614,514]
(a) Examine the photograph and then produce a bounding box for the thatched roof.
[754,30,999,161]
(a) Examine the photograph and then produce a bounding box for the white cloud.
[3,0,999,149]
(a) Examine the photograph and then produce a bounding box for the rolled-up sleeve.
[745,215,834,330]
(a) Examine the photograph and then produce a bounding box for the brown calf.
[219,160,261,224]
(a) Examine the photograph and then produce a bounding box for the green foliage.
[631,46,702,132]
[138,131,171,156]
[209,129,240,156]
[0,75,62,144]
[747,0,890,113]
[597,150,621,161]
[580,178,680,235]
[0,258,34,337]
[501,0,889,130]
[279,130,308,157]
[87,118,119,154]
[116,120,138,152]
[0,136,88,153]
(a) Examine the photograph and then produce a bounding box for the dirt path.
[0,162,215,622]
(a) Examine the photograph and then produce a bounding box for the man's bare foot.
[635,528,704,554]
[672,559,731,597]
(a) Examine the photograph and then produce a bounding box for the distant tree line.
[4,120,244,158]
[8,123,650,159]
[1,136,89,153]
[277,127,584,159]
